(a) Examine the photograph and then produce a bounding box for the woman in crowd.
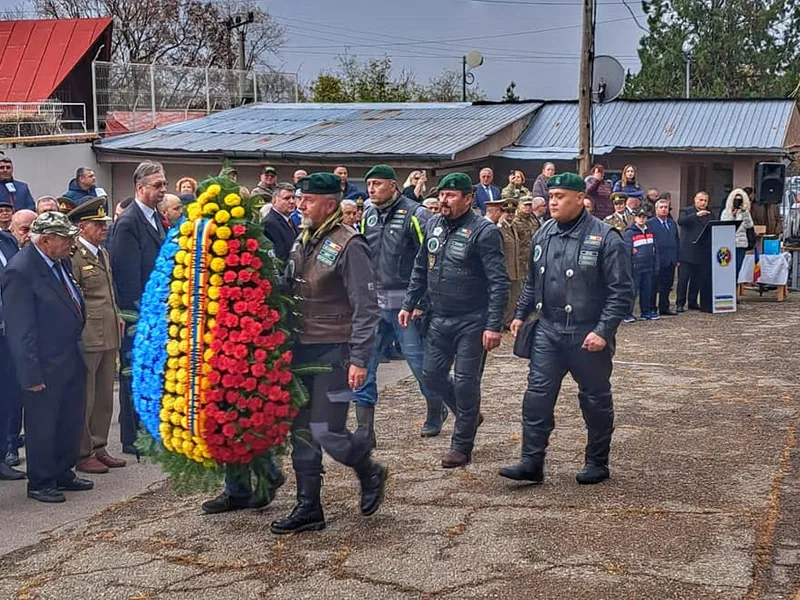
[584,164,613,218]
[502,170,531,200]
[402,171,427,202]
[612,164,644,201]
[531,162,556,200]
[720,188,755,276]
[175,177,197,197]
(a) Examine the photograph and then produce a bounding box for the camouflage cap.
[31,211,80,237]
[547,172,586,193]
[438,172,473,193]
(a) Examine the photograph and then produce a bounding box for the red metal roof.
[0,17,113,103]
[104,111,208,136]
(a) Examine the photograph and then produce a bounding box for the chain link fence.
[92,61,299,135]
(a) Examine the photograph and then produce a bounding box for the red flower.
[222,423,237,437]
[254,349,267,363]
[210,339,223,352]
[251,412,265,428]
[226,411,238,422]
[240,252,253,266]
[251,363,266,377]
[251,258,262,270]
[278,370,292,385]
[247,397,263,412]
[223,271,237,284]
[242,377,257,392]
[228,239,242,253]
[246,239,259,252]
[232,225,246,237]
[207,370,221,385]
[225,254,240,267]
[238,270,253,283]
[238,417,251,429]
[233,301,248,314]
[232,344,248,360]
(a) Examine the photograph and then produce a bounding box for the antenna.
[592,55,625,103]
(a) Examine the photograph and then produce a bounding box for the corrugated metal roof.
[0,18,112,102]
[513,100,797,152]
[96,102,542,160]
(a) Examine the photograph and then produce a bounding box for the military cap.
[31,211,79,237]
[0,200,12,209]
[520,195,534,205]
[633,208,647,217]
[262,165,277,174]
[345,190,367,204]
[297,172,343,196]
[57,196,77,213]
[485,198,504,207]
[546,172,586,193]
[364,164,397,181]
[501,198,518,212]
[610,191,628,203]
[437,172,473,193]
[67,196,112,223]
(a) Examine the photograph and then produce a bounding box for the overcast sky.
[1,0,649,100]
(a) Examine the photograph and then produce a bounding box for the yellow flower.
[164,369,176,382]
[182,429,193,441]
[163,438,173,451]
[170,280,183,294]
[169,309,182,325]
[180,417,189,430]
[209,257,226,273]
[164,381,177,394]
[223,193,241,207]
[179,221,194,236]
[159,423,171,438]
[179,327,188,341]
[203,331,214,345]
[171,436,183,450]
[202,363,213,375]
[183,253,192,267]
[168,293,182,308]
[211,240,228,256]
[207,301,219,316]
[182,281,190,294]
[167,357,179,369]
[187,206,201,221]
[163,395,175,410]
[206,184,222,198]
[207,318,216,331]
[166,340,180,356]
[179,356,189,369]
[169,412,182,426]
[181,294,189,308]
[196,192,210,205]
[178,340,189,353]
[231,206,246,219]
[215,226,232,240]
[203,202,219,216]
[209,274,223,286]
[177,368,188,383]
[173,265,185,280]
[179,237,190,250]
[208,285,220,300]
[215,210,231,224]
[175,382,186,396]
[159,408,170,422]
[204,347,215,362]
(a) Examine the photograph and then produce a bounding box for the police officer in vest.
[270,173,386,535]
[399,173,509,469]
[500,173,633,485]
[356,165,444,441]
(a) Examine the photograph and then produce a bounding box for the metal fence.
[92,61,299,135]
[0,101,88,141]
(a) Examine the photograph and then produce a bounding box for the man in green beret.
[270,172,386,535]
[500,172,633,486]
[355,164,440,441]
[399,172,510,468]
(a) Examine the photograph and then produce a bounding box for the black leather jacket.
[515,209,633,341]
[360,194,430,294]
[402,210,510,332]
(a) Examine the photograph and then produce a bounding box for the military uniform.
[271,173,385,535]
[67,197,125,473]
[355,165,438,439]
[501,173,633,485]
[604,192,632,233]
[403,173,509,467]
[498,199,523,326]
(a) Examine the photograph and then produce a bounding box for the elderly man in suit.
[109,161,167,454]
[263,182,299,261]
[473,167,501,216]
[647,199,680,316]
[68,197,126,474]
[0,228,25,480]
[3,212,90,503]
[676,191,712,312]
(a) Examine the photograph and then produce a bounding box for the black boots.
[354,457,388,516]
[576,464,610,485]
[421,404,448,438]
[355,405,377,450]
[499,460,544,483]
[201,492,251,514]
[270,474,326,535]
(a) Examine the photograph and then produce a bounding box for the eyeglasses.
[144,181,167,189]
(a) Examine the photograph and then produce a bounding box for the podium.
[693,220,738,313]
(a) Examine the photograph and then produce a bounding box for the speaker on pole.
[753,162,786,204]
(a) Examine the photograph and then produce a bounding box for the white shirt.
[135,199,159,230]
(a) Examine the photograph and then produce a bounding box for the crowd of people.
[0,150,767,532]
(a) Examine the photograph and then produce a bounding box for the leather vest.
[290,224,356,345]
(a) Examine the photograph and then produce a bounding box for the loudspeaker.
[754,162,785,204]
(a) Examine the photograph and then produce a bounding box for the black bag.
[745,227,756,251]
[512,320,537,359]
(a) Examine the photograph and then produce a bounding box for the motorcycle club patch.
[317,239,342,266]
[578,249,598,267]
[533,244,542,262]
[366,214,378,227]
[427,237,441,254]
[583,234,603,247]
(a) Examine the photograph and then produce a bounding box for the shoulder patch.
[366,214,378,227]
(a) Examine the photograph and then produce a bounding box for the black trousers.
[653,263,676,312]
[676,262,701,309]
[521,321,614,465]
[422,312,485,455]
[118,329,138,446]
[0,336,22,452]
[24,365,86,490]
[291,344,372,479]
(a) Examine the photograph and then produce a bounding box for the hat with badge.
[57,196,77,213]
[345,190,368,206]
[297,172,343,197]
[501,198,518,212]
[364,164,397,181]
[67,196,112,223]
[610,191,628,204]
[262,165,277,175]
[546,172,586,193]
[520,195,534,205]
[437,172,473,193]
[31,211,80,237]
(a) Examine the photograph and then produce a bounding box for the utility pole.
[578,0,594,175]
[225,12,255,105]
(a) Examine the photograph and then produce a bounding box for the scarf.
[300,207,343,247]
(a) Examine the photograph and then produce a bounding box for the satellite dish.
[465,51,484,70]
[592,55,625,103]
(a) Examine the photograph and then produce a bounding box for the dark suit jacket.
[472,184,501,215]
[263,209,298,262]
[109,201,165,310]
[678,207,711,264]
[0,231,18,326]
[647,216,680,265]
[2,244,85,389]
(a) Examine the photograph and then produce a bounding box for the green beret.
[297,172,342,196]
[547,172,586,193]
[365,164,396,181]
[438,172,473,193]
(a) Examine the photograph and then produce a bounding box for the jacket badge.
[533,244,542,262]
[427,238,441,254]
[584,234,603,246]
[317,239,342,266]
[366,214,378,227]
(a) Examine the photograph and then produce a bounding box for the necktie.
[53,261,82,316]
[97,248,107,269]
[663,220,669,231]
[0,248,6,267]
[487,186,494,202]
